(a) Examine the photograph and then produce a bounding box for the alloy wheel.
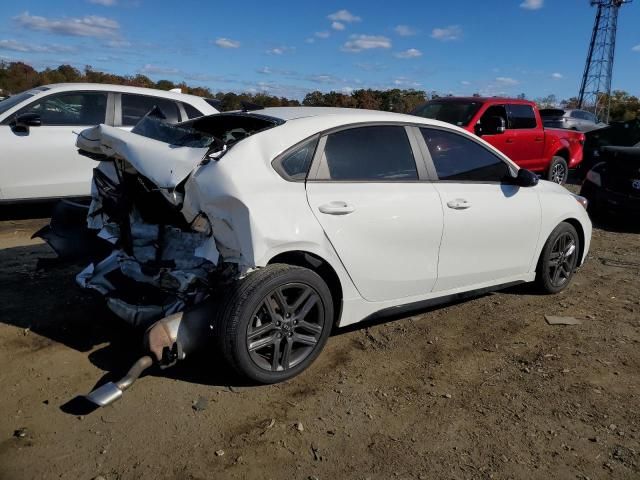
[551,163,567,184]
[246,283,325,372]
[547,232,577,287]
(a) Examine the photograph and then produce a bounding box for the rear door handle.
[505,138,514,144]
[446,199,472,210]
[534,137,543,142]
[318,201,355,215]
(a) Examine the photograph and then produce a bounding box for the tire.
[535,222,581,294]
[547,156,569,184]
[213,264,333,384]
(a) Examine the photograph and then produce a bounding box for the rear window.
[131,113,283,151]
[508,104,537,129]
[412,101,482,127]
[182,102,204,119]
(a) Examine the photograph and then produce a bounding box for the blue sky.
[0,0,638,100]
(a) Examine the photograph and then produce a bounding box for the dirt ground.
[0,199,639,480]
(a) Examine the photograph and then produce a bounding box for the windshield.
[412,101,482,127]
[0,91,37,116]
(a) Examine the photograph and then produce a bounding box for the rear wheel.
[535,222,580,294]
[214,264,333,384]
[547,156,569,184]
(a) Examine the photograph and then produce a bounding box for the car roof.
[38,83,206,102]
[255,106,449,127]
[425,96,534,105]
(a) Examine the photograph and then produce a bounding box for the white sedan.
[0,83,219,202]
[56,106,591,390]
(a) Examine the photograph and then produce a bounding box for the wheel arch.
[267,250,343,326]
[553,148,570,162]
[562,217,586,266]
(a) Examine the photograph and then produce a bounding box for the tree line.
[1,61,638,121]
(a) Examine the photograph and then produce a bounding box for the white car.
[45,106,591,396]
[0,83,219,202]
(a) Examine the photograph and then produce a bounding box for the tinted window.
[508,104,537,129]
[183,102,203,119]
[0,90,44,116]
[121,94,180,125]
[413,101,482,127]
[421,128,511,182]
[17,92,107,126]
[276,137,318,181]
[321,126,417,181]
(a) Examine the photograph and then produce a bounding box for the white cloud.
[88,0,117,5]
[0,39,75,53]
[393,77,421,88]
[394,25,417,36]
[328,9,361,23]
[551,72,563,79]
[105,39,131,48]
[257,66,272,74]
[394,48,422,59]
[214,37,240,48]
[138,64,179,75]
[315,31,331,39]
[520,0,544,10]
[632,44,640,52]
[342,34,392,52]
[332,21,345,31]
[495,76,519,86]
[461,80,471,86]
[14,12,120,38]
[431,25,462,41]
[306,74,341,84]
[266,46,295,55]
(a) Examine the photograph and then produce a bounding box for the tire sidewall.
[537,222,580,294]
[228,266,333,384]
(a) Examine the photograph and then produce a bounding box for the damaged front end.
[42,112,282,406]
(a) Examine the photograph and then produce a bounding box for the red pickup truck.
[412,97,585,184]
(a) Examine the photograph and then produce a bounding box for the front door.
[0,91,109,200]
[418,126,541,292]
[305,125,444,302]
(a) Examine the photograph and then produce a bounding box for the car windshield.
[412,101,482,127]
[0,90,41,116]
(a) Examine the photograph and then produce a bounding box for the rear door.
[0,91,110,200]
[506,103,545,169]
[305,124,444,302]
[417,126,541,291]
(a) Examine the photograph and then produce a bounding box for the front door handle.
[446,199,472,210]
[505,138,514,144]
[318,201,355,215]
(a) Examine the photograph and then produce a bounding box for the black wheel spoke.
[247,321,276,341]
[293,332,318,347]
[272,288,289,314]
[280,338,293,369]
[249,333,276,352]
[271,337,283,370]
[296,319,322,335]
[296,293,319,319]
[291,286,313,312]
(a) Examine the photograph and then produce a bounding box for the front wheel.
[547,156,569,184]
[213,264,333,384]
[535,222,580,294]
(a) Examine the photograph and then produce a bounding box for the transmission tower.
[578,0,630,122]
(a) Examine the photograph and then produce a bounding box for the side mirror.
[481,116,506,135]
[513,168,539,187]
[10,112,41,133]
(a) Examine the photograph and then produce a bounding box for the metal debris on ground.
[545,315,583,326]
